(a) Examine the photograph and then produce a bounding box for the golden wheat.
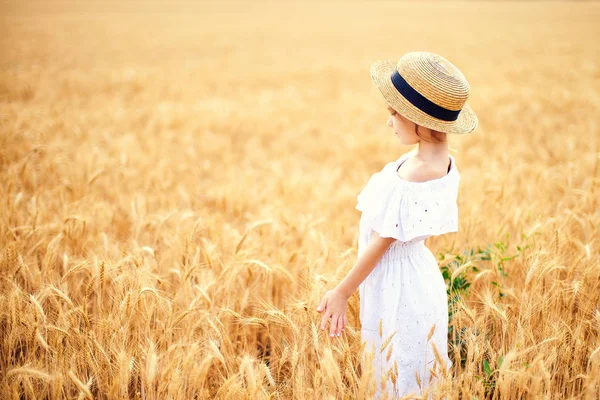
[1,0,599,398]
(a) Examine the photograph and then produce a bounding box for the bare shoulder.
[398,158,448,183]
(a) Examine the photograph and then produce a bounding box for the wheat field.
[1,0,599,399]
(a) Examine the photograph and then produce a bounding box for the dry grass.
[1,0,599,398]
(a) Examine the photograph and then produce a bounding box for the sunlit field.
[1,0,599,398]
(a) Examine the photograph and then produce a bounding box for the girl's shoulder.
[397,157,448,183]
[385,151,460,192]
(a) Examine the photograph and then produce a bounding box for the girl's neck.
[414,140,449,163]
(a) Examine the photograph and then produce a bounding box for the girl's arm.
[316,232,396,337]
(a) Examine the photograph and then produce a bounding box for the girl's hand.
[316,288,350,338]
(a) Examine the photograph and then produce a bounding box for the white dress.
[356,151,457,399]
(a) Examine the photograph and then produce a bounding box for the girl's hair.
[415,125,447,143]
[389,105,447,144]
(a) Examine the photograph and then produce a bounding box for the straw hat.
[370,51,478,134]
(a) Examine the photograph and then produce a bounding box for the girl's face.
[387,106,419,145]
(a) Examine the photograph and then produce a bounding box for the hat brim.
[370,60,478,135]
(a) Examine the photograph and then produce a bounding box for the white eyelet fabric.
[356,152,457,398]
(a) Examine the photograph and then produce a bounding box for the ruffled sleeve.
[355,156,460,242]
[394,188,459,242]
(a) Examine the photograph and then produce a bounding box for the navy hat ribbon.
[390,68,461,122]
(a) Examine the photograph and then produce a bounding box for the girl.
[316,51,478,398]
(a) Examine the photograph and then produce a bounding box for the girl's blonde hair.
[389,105,447,144]
[415,125,447,143]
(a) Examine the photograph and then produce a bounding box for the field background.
[1,0,599,399]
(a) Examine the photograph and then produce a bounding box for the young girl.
[316,51,478,398]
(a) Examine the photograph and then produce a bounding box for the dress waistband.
[380,240,428,262]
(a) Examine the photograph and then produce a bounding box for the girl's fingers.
[336,315,344,336]
[329,314,338,337]
[316,296,327,313]
[321,311,331,330]
[343,315,348,331]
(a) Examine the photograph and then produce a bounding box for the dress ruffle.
[355,152,460,242]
